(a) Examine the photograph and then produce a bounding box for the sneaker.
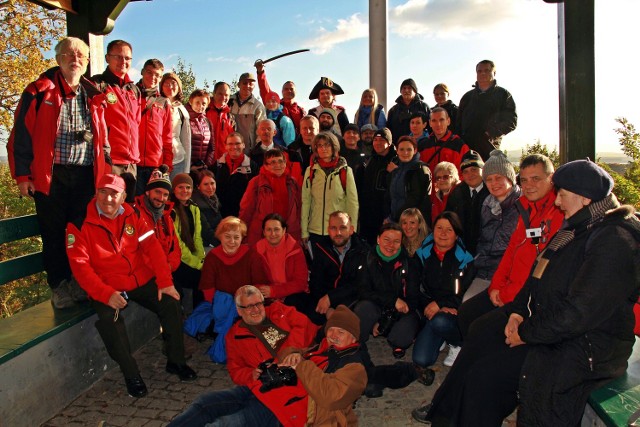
[412,403,433,424]
[443,345,461,367]
[51,284,75,309]
[65,277,88,302]
[125,375,148,398]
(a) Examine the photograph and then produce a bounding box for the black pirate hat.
[308,77,344,100]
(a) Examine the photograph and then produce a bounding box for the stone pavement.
[43,333,516,426]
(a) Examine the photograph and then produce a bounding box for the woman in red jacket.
[239,148,301,244]
[252,213,309,312]
[430,161,460,223]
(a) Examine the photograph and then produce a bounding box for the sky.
[9,0,640,157]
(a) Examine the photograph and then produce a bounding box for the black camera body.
[378,307,400,337]
[74,129,93,144]
[258,359,297,392]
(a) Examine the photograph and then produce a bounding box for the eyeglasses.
[237,301,264,311]
[59,52,88,60]
[435,175,451,181]
[266,159,286,166]
[108,54,132,62]
[316,143,332,150]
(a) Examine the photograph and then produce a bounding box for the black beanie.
[552,159,613,201]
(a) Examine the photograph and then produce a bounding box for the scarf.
[260,166,289,218]
[376,245,401,262]
[143,195,164,223]
[316,156,339,170]
[390,154,420,215]
[532,193,618,279]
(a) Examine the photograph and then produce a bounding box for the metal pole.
[369,0,388,110]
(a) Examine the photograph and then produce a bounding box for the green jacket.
[301,156,359,238]
[173,202,205,270]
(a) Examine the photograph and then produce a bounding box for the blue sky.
[45,1,640,155]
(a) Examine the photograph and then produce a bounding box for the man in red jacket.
[133,165,181,272]
[8,36,109,309]
[135,58,173,195]
[66,174,196,398]
[456,153,565,339]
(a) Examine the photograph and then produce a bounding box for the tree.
[520,139,560,169]
[603,117,640,208]
[172,57,196,101]
[0,0,65,140]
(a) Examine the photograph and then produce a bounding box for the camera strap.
[515,200,540,245]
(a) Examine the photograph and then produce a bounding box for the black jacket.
[309,233,370,308]
[386,94,431,145]
[510,205,640,426]
[456,81,517,160]
[358,146,396,229]
[385,159,432,223]
[445,182,489,254]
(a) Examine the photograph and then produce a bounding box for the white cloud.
[304,13,368,55]
[256,42,266,49]
[390,0,519,38]
[207,56,250,63]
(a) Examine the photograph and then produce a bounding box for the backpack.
[307,160,348,193]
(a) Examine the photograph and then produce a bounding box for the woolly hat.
[552,159,614,201]
[308,77,344,100]
[318,108,337,123]
[344,123,359,134]
[373,127,392,144]
[482,149,516,184]
[160,72,182,95]
[325,305,360,340]
[400,78,418,94]
[146,165,172,192]
[460,150,484,170]
[172,173,193,188]
[265,91,280,104]
[360,123,378,133]
[97,174,126,192]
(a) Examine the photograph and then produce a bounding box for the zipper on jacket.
[584,333,594,372]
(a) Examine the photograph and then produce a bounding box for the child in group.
[264,91,295,147]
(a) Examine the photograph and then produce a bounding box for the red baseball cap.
[97,174,126,192]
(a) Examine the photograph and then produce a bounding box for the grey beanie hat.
[482,149,516,184]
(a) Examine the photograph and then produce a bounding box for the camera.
[258,359,297,392]
[377,307,400,337]
[74,129,93,144]
[526,227,542,238]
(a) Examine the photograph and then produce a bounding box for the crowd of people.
[7,36,640,426]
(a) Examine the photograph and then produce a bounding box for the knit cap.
[552,159,613,201]
[460,150,484,170]
[400,78,418,94]
[146,165,172,192]
[482,150,516,184]
[325,305,360,340]
[265,91,280,104]
[373,127,392,144]
[344,123,359,134]
[360,123,378,133]
[172,173,193,188]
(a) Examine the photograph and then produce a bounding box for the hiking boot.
[65,277,88,302]
[412,403,433,424]
[51,284,75,309]
[443,345,461,367]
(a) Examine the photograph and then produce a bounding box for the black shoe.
[166,362,197,381]
[412,403,433,424]
[392,348,405,359]
[364,382,384,398]
[415,366,435,386]
[125,375,148,398]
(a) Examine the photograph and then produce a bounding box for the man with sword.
[254,49,309,135]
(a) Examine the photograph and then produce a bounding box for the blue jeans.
[412,312,462,367]
[167,386,280,427]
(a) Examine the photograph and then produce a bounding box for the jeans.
[412,312,462,368]
[167,386,280,427]
[354,299,420,350]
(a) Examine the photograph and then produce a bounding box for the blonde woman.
[160,72,191,179]
[354,88,386,130]
[399,208,430,257]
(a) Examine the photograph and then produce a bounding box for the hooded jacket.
[206,102,235,161]
[136,83,173,169]
[8,67,109,195]
[134,195,182,272]
[386,94,431,144]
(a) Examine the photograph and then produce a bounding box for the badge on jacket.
[106,92,117,104]
[125,224,135,235]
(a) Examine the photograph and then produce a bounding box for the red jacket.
[256,70,306,134]
[225,301,319,387]
[133,195,181,272]
[239,167,302,244]
[136,85,173,168]
[419,130,470,176]
[8,67,109,195]
[430,187,454,223]
[91,68,142,165]
[66,201,174,305]
[488,189,564,303]
[206,104,235,162]
[253,234,309,299]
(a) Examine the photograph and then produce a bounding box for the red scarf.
[226,154,245,174]
[316,156,339,169]
[260,166,289,218]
